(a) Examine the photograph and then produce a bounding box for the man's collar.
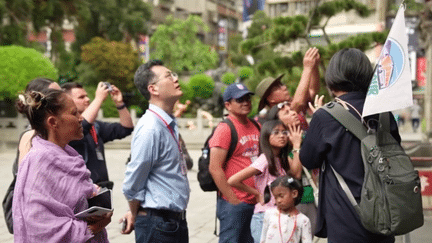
[148,104,175,125]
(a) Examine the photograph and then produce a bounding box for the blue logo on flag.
[367,38,405,96]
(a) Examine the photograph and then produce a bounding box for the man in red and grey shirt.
[209,83,260,243]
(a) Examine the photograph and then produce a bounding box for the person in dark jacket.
[300,48,400,243]
[62,82,134,189]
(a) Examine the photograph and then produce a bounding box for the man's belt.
[138,207,186,221]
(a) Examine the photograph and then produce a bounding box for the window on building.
[280,3,288,13]
[269,4,276,18]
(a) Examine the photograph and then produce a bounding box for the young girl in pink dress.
[261,176,311,243]
[227,120,303,242]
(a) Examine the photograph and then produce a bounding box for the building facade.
[145,0,243,48]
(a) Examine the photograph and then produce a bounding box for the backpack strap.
[321,102,368,140]
[249,117,261,131]
[329,165,361,214]
[224,117,261,162]
[224,119,238,162]
[321,102,366,213]
[377,112,391,145]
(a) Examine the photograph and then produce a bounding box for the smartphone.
[104,82,113,92]
[122,218,127,232]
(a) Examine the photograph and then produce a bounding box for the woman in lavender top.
[12,89,112,242]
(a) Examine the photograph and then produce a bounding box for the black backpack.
[3,130,29,234]
[197,118,260,192]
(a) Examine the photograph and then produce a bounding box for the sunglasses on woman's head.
[276,101,290,109]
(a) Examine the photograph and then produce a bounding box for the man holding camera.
[62,82,134,189]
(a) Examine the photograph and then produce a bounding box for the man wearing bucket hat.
[209,83,261,243]
[255,47,321,117]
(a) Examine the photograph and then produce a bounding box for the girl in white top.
[260,175,312,243]
[227,120,303,243]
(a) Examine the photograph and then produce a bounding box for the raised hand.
[174,100,191,118]
[308,94,325,113]
[303,47,320,69]
[95,82,110,102]
[287,124,302,149]
[109,84,124,106]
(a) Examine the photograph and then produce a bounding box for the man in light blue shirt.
[122,60,190,243]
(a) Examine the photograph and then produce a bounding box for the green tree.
[0,0,151,82]
[69,0,152,83]
[241,0,387,63]
[188,74,215,99]
[179,80,194,104]
[234,0,391,116]
[0,45,58,100]
[79,37,139,91]
[221,72,236,85]
[0,0,34,46]
[247,10,273,39]
[74,0,151,50]
[150,15,218,74]
[238,66,254,81]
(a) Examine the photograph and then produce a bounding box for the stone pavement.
[1,147,431,242]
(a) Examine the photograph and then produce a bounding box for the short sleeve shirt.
[251,153,286,213]
[209,115,260,204]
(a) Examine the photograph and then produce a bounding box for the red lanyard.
[278,211,297,243]
[90,125,98,145]
[148,109,182,154]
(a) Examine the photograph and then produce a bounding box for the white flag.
[362,4,412,117]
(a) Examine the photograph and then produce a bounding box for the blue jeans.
[250,212,265,243]
[134,212,188,243]
[217,197,254,243]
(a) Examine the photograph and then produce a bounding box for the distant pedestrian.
[260,175,312,243]
[392,108,407,128]
[227,119,303,243]
[209,83,260,243]
[122,60,189,243]
[410,99,422,133]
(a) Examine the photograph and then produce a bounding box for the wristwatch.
[116,103,127,110]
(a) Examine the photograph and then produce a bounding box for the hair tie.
[18,94,27,105]
[287,177,294,184]
[27,91,46,110]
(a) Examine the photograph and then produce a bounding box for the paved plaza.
[0,145,431,242]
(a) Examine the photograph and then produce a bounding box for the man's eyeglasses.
[270,129,289,136]
[234,95,251,103]
[151,71,178,85]
[276,101,290,109]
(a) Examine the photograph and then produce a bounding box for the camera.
[104,82,113,92]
